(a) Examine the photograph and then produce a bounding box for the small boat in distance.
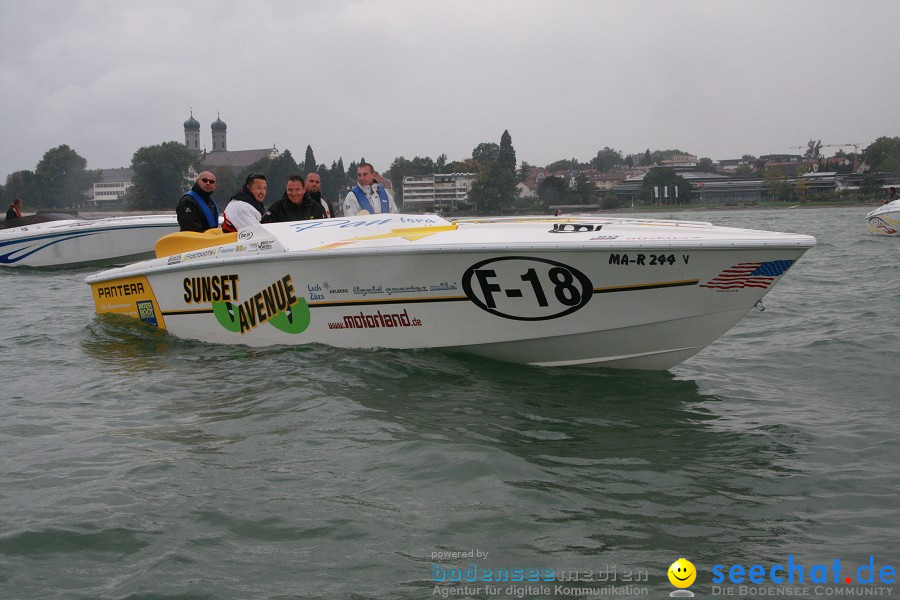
[1,213,180,268]
[866,200,900,236]
[86,213,815,370]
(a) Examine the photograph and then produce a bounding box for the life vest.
[186,190,219,230]
[350,185,390,214]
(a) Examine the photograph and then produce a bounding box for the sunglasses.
[200,178,217,184]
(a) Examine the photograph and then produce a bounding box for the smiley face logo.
[668,558,696,588]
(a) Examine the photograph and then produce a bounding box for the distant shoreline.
[613,201,881,213]
[9,201,881,221]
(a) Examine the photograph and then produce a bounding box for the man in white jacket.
[222,173,267,233]
[343,162,398,216]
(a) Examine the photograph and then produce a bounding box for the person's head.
[12,198,22,208]
[357,162,375,187]
[285,175,305,205]
[305,173,322,194]
[890,187,896,195]
[196,171,217,194]
[245,173,267,202]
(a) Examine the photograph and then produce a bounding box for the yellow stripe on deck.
[314,224,458,250]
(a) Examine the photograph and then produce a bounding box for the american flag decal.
[700,260,795,290]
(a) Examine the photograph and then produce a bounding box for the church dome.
[183,112,200,131]
[211,115,227,131]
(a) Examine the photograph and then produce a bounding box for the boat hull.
[87,214,813,369]
[866,201,900,236]
[0,215,180,268]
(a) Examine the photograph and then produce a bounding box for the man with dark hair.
[5,198,23,220]
[262,175,331,223]
[342,162,397,216]
[222,173,267,233]
[176,172,219,232]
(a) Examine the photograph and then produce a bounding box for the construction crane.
[790,142,863,171]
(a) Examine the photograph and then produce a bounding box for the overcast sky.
[2,0,899,181]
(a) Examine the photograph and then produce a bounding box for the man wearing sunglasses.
[176,171,221,232]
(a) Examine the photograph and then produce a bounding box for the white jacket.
[223,199,263,230]
[343,183,398,216]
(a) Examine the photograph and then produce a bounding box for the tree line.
[4,135,900,211]
[1,145,100,210]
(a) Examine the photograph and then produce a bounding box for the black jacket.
[307,192,335,218]
[175,183,219,232]
[261,192,330,223]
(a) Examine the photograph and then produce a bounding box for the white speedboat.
[866,200,900,236]
[85,214,815,369]
[1,213,180,268]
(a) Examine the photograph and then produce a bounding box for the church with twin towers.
[183,111,280,175]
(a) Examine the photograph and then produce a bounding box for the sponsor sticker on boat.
[91,275,165,328]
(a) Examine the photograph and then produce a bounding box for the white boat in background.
[1,213,180,268]
[866,200,900,236]
[85,213,815,370]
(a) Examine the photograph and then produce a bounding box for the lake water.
[1,207,897,599]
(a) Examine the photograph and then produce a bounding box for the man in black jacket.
[261,175,330,223]
[304,172,334,217]
[175,171,220,232]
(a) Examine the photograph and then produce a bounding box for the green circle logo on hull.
[210,274,310,335]
[213,298,310,335]
[269,300,311,334]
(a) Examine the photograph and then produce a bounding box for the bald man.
[304,172,334,217]
[176,171,221,232]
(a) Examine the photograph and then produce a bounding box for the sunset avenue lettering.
[211,274,309,335]
[97,281,145,298]
[236,275,297,334]
[183,274,239,304]
[609,253,688,266]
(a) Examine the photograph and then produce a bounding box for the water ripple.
[0,208,897,598]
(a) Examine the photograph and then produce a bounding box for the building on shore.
[401,173,476,213]
[610,169,893,205]
[84,167,134,208]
